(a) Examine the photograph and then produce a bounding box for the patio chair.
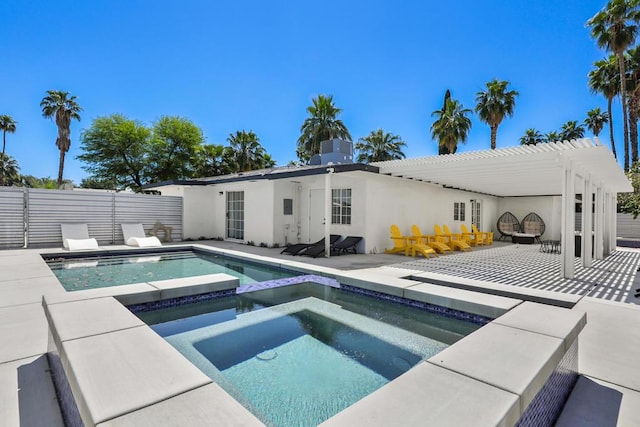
[472,224,493,245]
[439,225,472,251]
[384,225,437,258]
[412,225,452,254]
[331,236,363,255]
[281,235,340,256]
[521,212,545,243]
[496,212,521,241]
[61,223,99,251]
[121,223,162,247]
[460,224,484,246]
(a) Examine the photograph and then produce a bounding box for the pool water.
[45,250,296,291]
[137,283,482,426]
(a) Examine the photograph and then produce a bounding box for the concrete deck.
[1,241,640,425]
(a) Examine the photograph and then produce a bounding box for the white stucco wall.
[362,173,499,254]
[155,185,217,239]
[497,196,561,240]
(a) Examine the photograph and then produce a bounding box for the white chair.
[121,224,162,247]
[60,224,99,251]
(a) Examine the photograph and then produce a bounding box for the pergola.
[372,138,633,279]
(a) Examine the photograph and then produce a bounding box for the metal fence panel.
[114,193,183,243]
[0,188,25,248]
[617,213,640,239]
[27,189,114,246]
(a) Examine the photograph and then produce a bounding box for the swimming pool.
[44,249,297,291]
[136,282,483,426]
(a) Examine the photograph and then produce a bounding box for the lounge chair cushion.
[126,236,162,248]
[63,238,99,251]
[522,221,541,235]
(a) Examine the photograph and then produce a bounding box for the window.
[331,188,351,224]
[454,202,466,221]
[283,198,293,215]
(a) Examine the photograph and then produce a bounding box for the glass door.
[226,191,244,240]
[471,199,482,229]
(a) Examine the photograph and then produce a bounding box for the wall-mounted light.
[219,191,224,196]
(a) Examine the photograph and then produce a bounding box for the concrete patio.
[1,241,640,425]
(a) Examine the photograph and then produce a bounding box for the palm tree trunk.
[630,94,639,164]
[2,131,5,156]
[490,125,498,149]
[608,96,617,159]
[57,150,66,187]
[618,52,630,171]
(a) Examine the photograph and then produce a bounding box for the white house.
[147,138,632,279]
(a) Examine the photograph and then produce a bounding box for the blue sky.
[1,0,614,184]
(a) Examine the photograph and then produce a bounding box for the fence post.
[23,188,29,248]
[112,192,116,244]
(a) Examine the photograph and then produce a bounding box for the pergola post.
[603,192,611,256]
[582,176,593,267]
[324,170,332,258]
[611,193,618,251]
[561,163,576,278]
[594,186,604,260]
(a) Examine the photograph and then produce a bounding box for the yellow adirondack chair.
[472,224,493,245]
[385,225,437,258]
[412,225,452,254]
[441,224,472,251]
[460,224,484,246]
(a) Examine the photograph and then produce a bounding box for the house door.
[226,191,244,240]
[471,199,482,229]
[309,189,325,242]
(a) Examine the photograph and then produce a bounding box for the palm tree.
[546,131,561,143]
[627,44,640,163]
[475,79,519,149]
[588,56,620,158]
[519,128,544,146]
[355,129,406,163]
[431,97,473,154]
[559,121,586,140]
[227,130,266,172]
[0,115,16,156]
[0,154,19,186]
[40,90,83,186]
[297,94,351,163]
[584,108,610,138]
[588,0,640,171]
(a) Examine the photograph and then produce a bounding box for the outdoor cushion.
[64,238,99,251]
[126,236,162,247]
[61,223,99,251]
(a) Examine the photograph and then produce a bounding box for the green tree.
[355,129,406,163]
[261,153,276,168]
[0,115,17,186]
[588,0,640,171]
[79,176,118,190]
[618,162,640,217]
[297,94,351,163]
[545,131,561,143]
[40,90,83,186]
[78,114,152,191]
[148,116,204,182]
[519,128,544,146]
[584,107,610,137]
[227,130,268,172]
[0,115,16,157]
[193,144,235,177]
[17,175,66,189]
[475,79,518,149]
[559,121,585,140]
[431,97,473,154]
[0,154,20,186]
[588,56,620,158]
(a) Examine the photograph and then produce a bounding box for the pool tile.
[322,362,520,426]
[427,323,564,414]
[44,297,145,343]
[97,383,263,426]
[61,325,212,425]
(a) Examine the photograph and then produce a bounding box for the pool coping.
[36,243,587,426]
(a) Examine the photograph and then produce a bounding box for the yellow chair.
[385,225,437,258]
[441,224,472,251]
[412,225,453,254]
[472,224,493,245]
[460,224,485,246]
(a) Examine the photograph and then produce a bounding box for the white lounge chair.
[60,224,99,251]
[121,224,162,247]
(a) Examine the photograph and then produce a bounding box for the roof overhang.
[372,138,632,197]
